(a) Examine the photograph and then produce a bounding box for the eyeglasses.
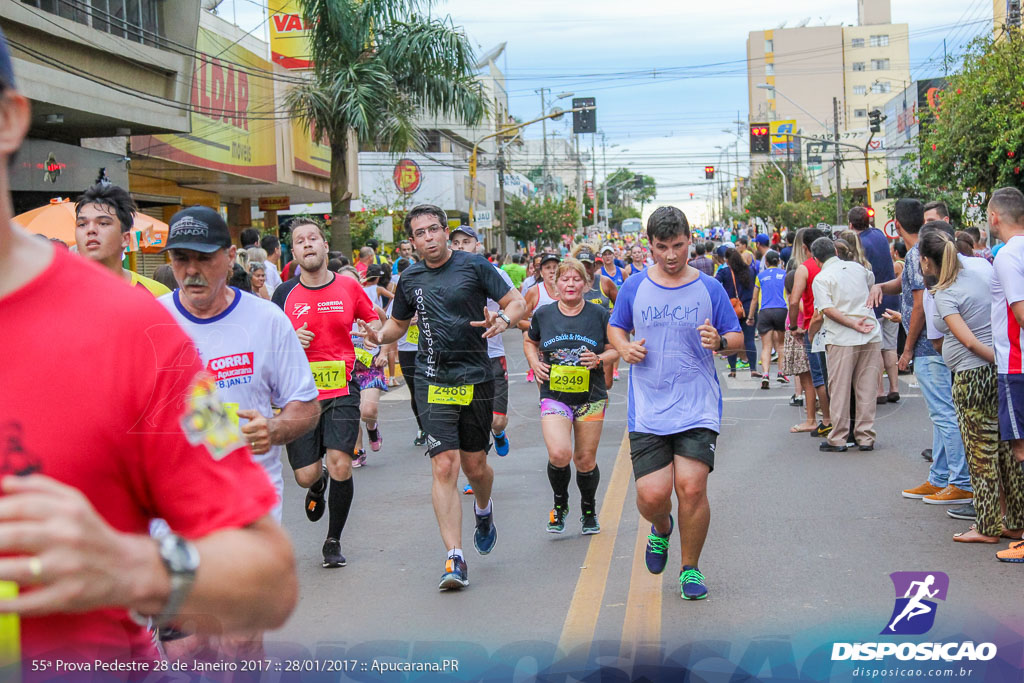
[411,224,445,239]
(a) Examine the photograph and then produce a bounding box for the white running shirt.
[992,235,1024,374]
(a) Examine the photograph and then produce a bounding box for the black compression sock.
[547,462,571,509]
[327,477,354,539]
[577,466,600,513]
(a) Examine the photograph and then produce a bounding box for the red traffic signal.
[866,207,876,218]
[704,165,715,180]
[750,123,770,154]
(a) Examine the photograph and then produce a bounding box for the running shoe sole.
[438,574,470,590]
[322,557,347,568]
[947,508,977,520]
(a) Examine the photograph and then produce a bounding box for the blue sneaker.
[680,565,708,600]
[438,555,469,590]
[493,431,510,457]
[644,516,673,574]
[474,504,497,555]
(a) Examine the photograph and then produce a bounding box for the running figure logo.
[881,571,949,635]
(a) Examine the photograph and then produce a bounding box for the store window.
[21,0,164,47]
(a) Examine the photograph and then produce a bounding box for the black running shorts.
[628,428,717,480]
[756,307,788,335]
[286,387,361,469]
[491,356,509,416]
[416,379,494,457]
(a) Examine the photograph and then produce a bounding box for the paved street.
[263,331,1022,677]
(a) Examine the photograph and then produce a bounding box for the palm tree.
[286,0,487,254]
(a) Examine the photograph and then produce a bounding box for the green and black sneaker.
[581,510,601,535]
[547,505,567,534]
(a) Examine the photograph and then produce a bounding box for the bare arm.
[522,336,550,381]
[608,324,646,364]
[822,307,876,334]
[603,276,618,304]
[1011,300,1024,330]
[517,287,538,331]
[944,313,995,364]
[496,287,527,328]
[900,289,926,369]
[787,265,807,334]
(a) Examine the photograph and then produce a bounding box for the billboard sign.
[770,120,798,158]
[268,0,313,70]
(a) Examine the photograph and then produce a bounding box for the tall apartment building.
[746,0,910,204]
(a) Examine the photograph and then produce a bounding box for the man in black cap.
[0,30,298,665]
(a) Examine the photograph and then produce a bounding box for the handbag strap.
[729,268,739,296]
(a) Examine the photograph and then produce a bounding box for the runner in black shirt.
[360,205,526,591]
[525,258,617,535]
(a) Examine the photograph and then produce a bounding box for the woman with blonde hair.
[525,258,619,535]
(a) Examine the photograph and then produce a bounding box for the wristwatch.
[718,336,728,351]
[789,325,798,331]
[496,311,511,326]
[149,533,200,628]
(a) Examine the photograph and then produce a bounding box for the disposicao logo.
[882,571,948,635]
[831,571,997,663]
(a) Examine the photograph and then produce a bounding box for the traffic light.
[750,123,770,154]
[704,166,715,180]
[572,97,596,134]
[632,174,644,189]
[866,207,876,222]
[868,109,885,134]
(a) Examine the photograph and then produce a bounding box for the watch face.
[161,535,200,574]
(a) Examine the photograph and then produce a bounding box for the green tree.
[602,167,657,211]
[744,165,855,228]
[286,0,486,254]
[917,31,1024,198]
[505,196,578,246]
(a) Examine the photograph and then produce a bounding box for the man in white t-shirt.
[160,207,321,520]
[261,233,284,294]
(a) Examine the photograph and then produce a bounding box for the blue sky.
[224,0,994,223]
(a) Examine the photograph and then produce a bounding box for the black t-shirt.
[527,302,610,405]
[392,249,513,386]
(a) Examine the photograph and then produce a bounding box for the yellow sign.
[428,384,474,405]
[131,28,277,182]
[394,159,423,194]
[258,196,291,211]
[770,120,797,158]
[292,119,330,178]
[268,0,312,70]
[310,360,347,391]
[550,365,590,393]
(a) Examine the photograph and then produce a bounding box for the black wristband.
[789,325,798,331]
[718,336,727,351]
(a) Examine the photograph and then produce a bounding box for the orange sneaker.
[902,481,942,499]
[923,485,974,505]
[996,540,1024,563]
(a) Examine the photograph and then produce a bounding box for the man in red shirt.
[0,28,296,670]
[273,219,383,568]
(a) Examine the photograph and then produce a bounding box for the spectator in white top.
[261,234,284,293]
[809,237,881,452]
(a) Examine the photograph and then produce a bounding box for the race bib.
[0,581,19,668]
[355,347,374,367]
[406,324,420,345]
[222,402,241,428]
[310,360,347,391]
[428,384,474,405]
[550,365,590,393]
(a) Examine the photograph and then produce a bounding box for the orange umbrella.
[14,198,169,249]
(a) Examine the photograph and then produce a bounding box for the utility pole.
[575,134,583,232]
[591,133,598,229]
[833,96,843,224]
[539,88,549,199]
[600,131,608,224]
[497,152,507,249]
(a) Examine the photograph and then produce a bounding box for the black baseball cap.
[0,27,15,90]
[450,225,479,241]
[539,252,560,266]
[161,206,233,253]
[364,263,386,279]
[577,248,596,263]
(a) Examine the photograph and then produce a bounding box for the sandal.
[790,423,817,433]
[953,525,1001,543]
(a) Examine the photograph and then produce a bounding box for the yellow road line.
[557,431,633,655]
[620,516,664,660]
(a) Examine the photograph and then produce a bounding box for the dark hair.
[964,226,982,244]
[737,235,749,246]
[989,186,1024,224]
[396,257,412,273]
[75,183,137,233]
[327,258,345,272]
[923,200,950,219]
[228,263,252,291]
[765,249,780,267]
[646,206,690,241]
[784,268,796,292]
[954,231,975,257]
[694,242,706,256]
[404,204,448,236]
[801,227,825,249]
[291,218,328,241]
[893,198,925,234]
[260,234,280,254]
[239,228,260,248]
[892,240,907,259]
[786,231,796,245]
[920,220,955,239]
[918,229,960,292]
[726,248,752,289]
[810,236,837,262]
[848,206,870,231]
[704,240,714,253]
[152,264,178,291]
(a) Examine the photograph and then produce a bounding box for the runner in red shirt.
[0,32,296,672]
[273,219,382,569]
